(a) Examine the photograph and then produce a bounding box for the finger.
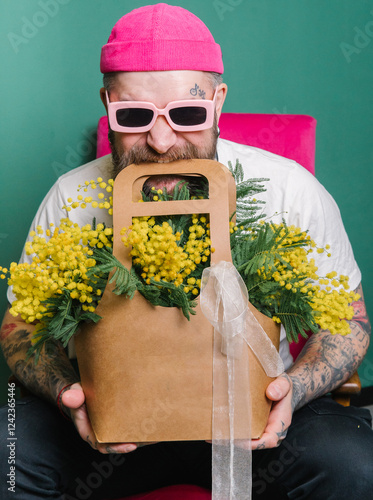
[251,432,276,450]
[70,402,97,445]
[70,404,138,454]
[97,442,138,454]
[251,426,288,450]
[62,384,85,409]
[251,426,284,450]
[266,376,291,402]
[252,406,291,450]
[61,385,139,454]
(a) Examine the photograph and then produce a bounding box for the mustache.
[122,143,201,165]
[109,141,207,179]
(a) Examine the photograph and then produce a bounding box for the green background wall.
[1,0,372,404]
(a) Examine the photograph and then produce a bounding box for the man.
[1,4,372,499]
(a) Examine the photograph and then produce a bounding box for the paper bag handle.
[112,159,236,268]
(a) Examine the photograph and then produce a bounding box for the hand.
[205,375,293,450]
[61,382,138,454]
[251,374,293,450]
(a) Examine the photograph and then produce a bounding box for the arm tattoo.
[0,323,17,341]
[349,283,371,338]
[287,283,371,411]
[1,317,79,405]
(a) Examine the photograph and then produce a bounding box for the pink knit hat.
[100,3,224,74]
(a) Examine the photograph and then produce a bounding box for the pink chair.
[97,111,318,499]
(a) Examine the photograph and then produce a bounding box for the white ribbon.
[200,261,284,499]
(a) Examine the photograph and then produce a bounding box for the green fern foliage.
[27,158,334,357]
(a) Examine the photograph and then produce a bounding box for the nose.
[146,116,178,154]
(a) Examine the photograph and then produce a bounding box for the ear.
[100,87,108,113]
[214,83,228,122]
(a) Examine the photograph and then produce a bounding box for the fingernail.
[268,386,281,398]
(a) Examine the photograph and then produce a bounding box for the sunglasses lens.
[169,106,207,127]
[116,108,154,128]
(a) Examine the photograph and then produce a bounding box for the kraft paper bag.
[75,159,280,443]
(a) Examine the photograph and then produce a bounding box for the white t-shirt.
[8,139,361,369]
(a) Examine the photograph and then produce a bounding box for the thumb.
[266,375,291,402]
[61,382,85,409]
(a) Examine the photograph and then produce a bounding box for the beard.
[109,114,219,179]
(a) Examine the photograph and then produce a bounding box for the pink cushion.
[96,113,316,175]
[218,113,316,175]
[111,484,211,500]
[97,116,111,158]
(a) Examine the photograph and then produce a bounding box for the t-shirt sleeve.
[280,167,361,291]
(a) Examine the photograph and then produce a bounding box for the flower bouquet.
[1,159,358,442]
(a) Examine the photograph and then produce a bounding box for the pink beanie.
[100,3,224,74]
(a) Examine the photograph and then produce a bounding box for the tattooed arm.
[287,283,370,410]
[0,307,79,406]
[252,283,371,450]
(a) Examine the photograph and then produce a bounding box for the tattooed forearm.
[349,283,371,338]
[286,283,371,411]
[13,341,78,404]
[287,332,360,410]
[1,309,78,404]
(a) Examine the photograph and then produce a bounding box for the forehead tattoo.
[190,83,206,99]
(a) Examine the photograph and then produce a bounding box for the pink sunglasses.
[106,89,217,133]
